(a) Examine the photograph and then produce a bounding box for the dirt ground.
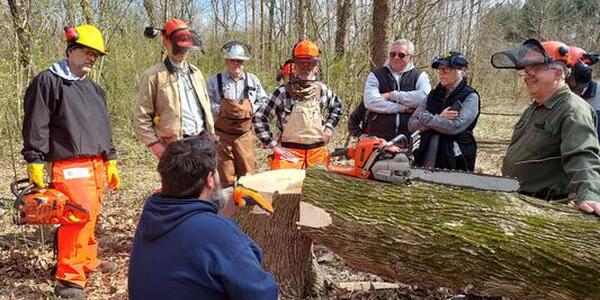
[0,100,525,299]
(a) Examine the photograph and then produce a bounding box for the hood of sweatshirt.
[137,193,219,241]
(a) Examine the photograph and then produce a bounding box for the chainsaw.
[10,179,89,225]
[328,132,520,192]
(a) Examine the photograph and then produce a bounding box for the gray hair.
[389,39,415,55]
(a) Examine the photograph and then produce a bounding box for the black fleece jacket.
[21,70,116,163]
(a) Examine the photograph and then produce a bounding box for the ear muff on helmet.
[64,27,78,43]
[144,26,162,39]
[572,61,592,84]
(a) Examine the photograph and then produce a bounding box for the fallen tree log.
[298,167,600,299]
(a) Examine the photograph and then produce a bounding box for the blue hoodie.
[128,193,278,300]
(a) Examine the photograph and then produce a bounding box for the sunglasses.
[389,51,409,59]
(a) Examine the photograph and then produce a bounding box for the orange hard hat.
[568,46,587,67]
[540,41,570,64]
[292,39,320,59]
[163,18,188,37]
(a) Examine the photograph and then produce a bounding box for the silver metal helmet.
[222,41,251,61]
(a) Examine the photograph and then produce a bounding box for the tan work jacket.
[134,59,214,146]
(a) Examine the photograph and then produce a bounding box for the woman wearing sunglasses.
[408,51,480,171]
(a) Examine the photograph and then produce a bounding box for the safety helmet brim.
[491,39,550,70]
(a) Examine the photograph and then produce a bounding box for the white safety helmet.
[222,41,251,61]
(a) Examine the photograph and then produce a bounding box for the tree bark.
[298,168,600,299]
[370,0,391,70]
[79,0,94,24]
[7,0,33,76]
[334,0,353,59]
[234,170,322,299]
[143,0,157,26]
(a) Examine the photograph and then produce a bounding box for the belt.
[280,141,325,150]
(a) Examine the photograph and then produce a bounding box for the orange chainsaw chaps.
[51,157,105,288]
[270,146,328,170]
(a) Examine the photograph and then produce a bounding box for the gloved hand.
[27,163,47,188]
[105,160,121,190]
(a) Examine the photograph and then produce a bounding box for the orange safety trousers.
[52,157,105,288]
[270,146,329,170]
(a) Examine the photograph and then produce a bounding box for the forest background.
[0,0,599,298]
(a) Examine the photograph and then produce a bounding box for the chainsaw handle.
[10,179,34,199]
[329,148,349,158]
[233,186,274,214]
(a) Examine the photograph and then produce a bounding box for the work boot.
[55,280,86,299]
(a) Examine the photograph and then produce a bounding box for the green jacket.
[502,86,600,203]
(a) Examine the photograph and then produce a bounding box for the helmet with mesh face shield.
[491,39,570,70]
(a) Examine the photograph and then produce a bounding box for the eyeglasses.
[82,48,101,59]
[517,64,553,77]
[437,66,453,74]
[389,51,409,59]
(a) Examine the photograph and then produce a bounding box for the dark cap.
[432,51,469,69]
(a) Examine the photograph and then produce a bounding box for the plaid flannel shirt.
[253,82,343,148]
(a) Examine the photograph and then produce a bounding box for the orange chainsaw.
[10,179,89,225]
[328,132,520,192]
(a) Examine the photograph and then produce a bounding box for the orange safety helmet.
[568,46,587,67]
[540,40,570,64]
[143,18,203,54]
[163,18,189,38]
[292,39,320,59]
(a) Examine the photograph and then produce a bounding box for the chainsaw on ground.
[10,179,89,225]
[328,132,520,192]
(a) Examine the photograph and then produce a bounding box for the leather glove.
[105,160,121,190]
[27,163,47,188]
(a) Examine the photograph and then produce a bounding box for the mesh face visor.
[491,40,550,70]
[170,28,203,54]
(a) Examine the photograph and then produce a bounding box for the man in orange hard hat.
[566,46,600,136]
[134,18,214,159]
[22,24,120,298]
[492,39,600,216]
[253,39,343,170]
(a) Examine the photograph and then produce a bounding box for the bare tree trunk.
[7,0,33,77]
[63,0,77,25]
[259,0,265,60]
[143,0,158,26]
[266,0,275,62]
[295,0,305,38]
[334,0,353,59]
[80,0,94,24]
[370,0,391,69]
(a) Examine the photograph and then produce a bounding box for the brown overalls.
[214,73,256,186]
